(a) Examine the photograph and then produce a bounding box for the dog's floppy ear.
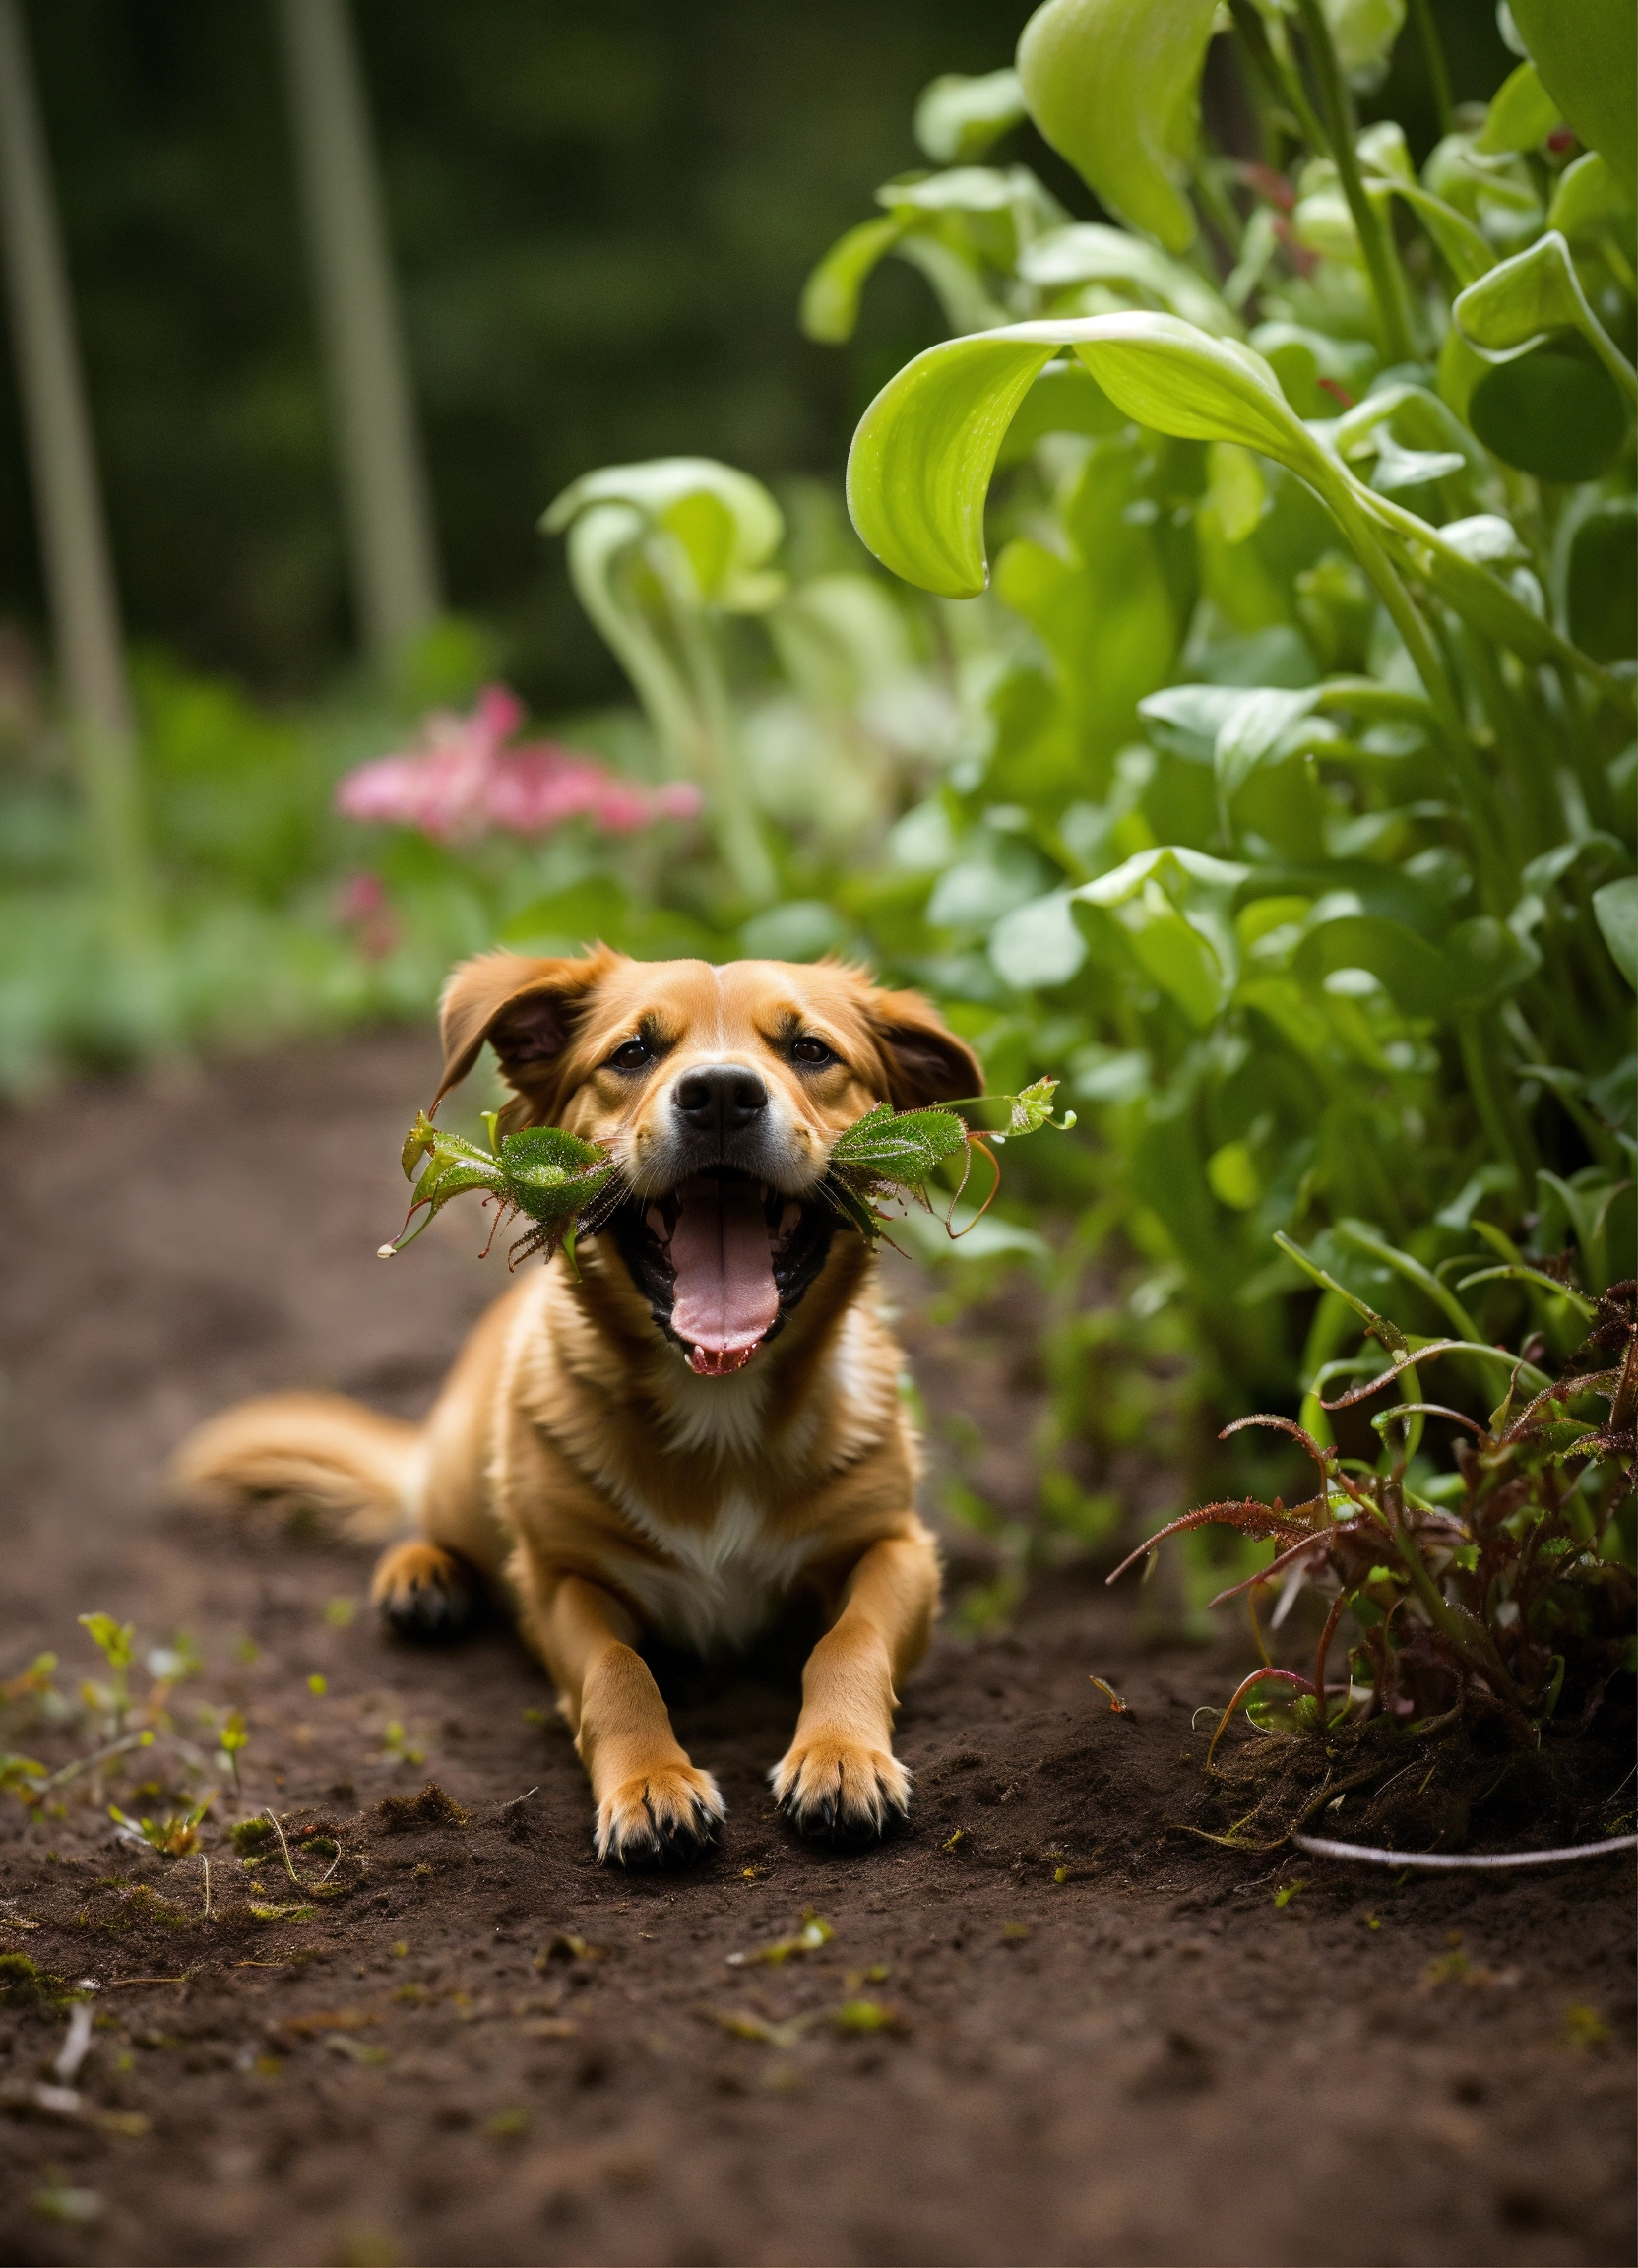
[867,983,983,1110]
[433,946,622,1119]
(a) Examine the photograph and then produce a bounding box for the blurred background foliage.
[0,0,1507,699]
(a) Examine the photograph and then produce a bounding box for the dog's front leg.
[773,1529,939,1843]
[518,1569,724,1865]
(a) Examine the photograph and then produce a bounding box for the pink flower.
[335,684,703,845]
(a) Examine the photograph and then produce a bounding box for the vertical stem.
[0,0,152,938]
[1408,0,1455,139]
[1227,0,1329,156]
[1292,0,1417,364]
[662,571,778,908]
[1456,1010,1538,1187]
[277,0,440,669]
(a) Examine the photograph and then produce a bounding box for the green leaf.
[847,313,1325,600]
[1507,0,1636,192]
[1293,912,1537,1016]
[76,1615,134,1672]
[1548,151,1633,238]
[800,216,911,344]
[1593,875,1638,989]
[1321,0,1406,80]
[1477,60,1562,155]
[914,69,1029,163]
[1468,342,1631,481]
[989,890,1088,989]
[1018,223,1241,336]
[1453,231,1638,403]
[1015,0,1219,254]
[543,459,785,610]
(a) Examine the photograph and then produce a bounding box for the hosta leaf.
[1593,876,1638,989]
[914,69,1029,164]
[1018,222,1240,335]
[544,459,785,610]
[1476,60,1561,156]
[1016,0,1219,254]
[1453,232,1637,402]
[847,313,1324,599]
[1548,152,1632,238]
[800,216,912,344]
[1507,0,1636,192]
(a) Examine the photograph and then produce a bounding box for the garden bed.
[1,1033,1632,2268]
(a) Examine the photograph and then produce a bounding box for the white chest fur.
[609,1486,816,1654]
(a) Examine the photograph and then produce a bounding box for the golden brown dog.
[174,950,980,1864]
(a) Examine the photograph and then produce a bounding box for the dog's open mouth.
[604,1170,835,1376]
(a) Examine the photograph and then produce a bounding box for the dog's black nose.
[672,1063,769,1141]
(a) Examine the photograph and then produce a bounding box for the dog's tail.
[169,1393,422,1542]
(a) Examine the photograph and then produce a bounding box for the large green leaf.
[1015,0,1219,255]
[846,313,1325,599]
[1453,231,1638,403]
[1508,0,1636,192]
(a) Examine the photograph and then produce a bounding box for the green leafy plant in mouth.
[378,1078,1075,1269]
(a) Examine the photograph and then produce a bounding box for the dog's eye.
[608,1037,653,1071]
[790,1037,833,1067]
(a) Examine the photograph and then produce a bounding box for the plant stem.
[1227,0,1329,155]
[1291,0,1417,364]
[1408,0,1454,139]
[1455,1010,1538,1188]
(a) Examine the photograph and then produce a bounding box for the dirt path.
[1,1034,1633,2268]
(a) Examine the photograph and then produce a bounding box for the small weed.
[109,1796,213,1858]
[390,1939,409,1958]
[323,1597,357,1629]
[229,1818,277,1858]
[377,1720,425,1766]
[1000,1921,1030,1942]
[726,1910,832,1967]
[307,1673,328,1697]
[77,1613,135,1734]
[832,1998,900,2034]
[485,2107,530,2141]
[0,1952,72,2010]
[1273,1880,1306,1910]
[217,1709,249,1791]
[232,1637,261,1665]
[1564,2002,1609,2049]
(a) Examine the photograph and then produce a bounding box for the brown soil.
[1,1033,1633,2268]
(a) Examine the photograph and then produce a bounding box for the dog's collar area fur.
[598,1166,839,1376]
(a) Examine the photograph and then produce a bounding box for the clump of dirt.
[376,1783,472,1833]
[0,1032,1632,2268]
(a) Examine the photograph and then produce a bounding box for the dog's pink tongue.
[669,1179,778,1359]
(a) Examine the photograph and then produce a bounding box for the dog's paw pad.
[771,1738,910,1846]
[371,1543,478,1641]
[595,1765,724,1868]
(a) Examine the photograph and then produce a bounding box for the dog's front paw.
[771,1735,910,1845]
[594,1764,724,1867]
[371,1542,479,1640]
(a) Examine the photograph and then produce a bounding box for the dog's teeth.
[646,1206,668,1242]
[779,1203,801,1240]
